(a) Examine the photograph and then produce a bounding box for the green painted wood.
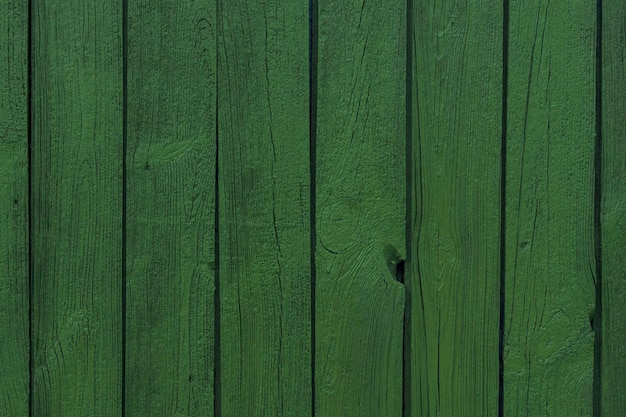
[30,1,123,415]
[315,1,406,416]
[505,1,596,415]
[126,1,217,416]
[409,2,502,416]
[217,1,311,415]
[601,1,626,414]
[0,0,28,415]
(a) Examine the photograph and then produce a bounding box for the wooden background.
[0,0,624,416]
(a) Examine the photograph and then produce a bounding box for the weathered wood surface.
[30,1,123,415]
[217,1,312,415]
[505,1,596,415]
[0,0,28,415]
[1,2,624,415]
[409,1,502,416]
[315,1,406,416]
[126,1,217,415]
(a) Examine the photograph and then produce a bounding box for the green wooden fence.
[1,0,624,416]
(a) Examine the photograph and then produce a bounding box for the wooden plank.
[409,2,502,416]
[0,0,28,415]
[505,1,596,415]
[601,1,626,414]
[125,1,216,416]
[315,1,406,416]
[30,1,123,415]
[217,1,311,415]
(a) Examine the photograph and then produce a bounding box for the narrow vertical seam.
[213,112,221,416]
[213,1,221,416]
[27,0,34,415]
[121,0,128,414]
[593,0,603,416]
[403,0,413,416]
[499,0,509,416]
[309,0,318,414]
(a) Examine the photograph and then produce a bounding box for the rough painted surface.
[4,3,626,415]
[0,0,28,415]
[409,2,502,416]
[601,1,626,414]
[217,1,311,415]
[315,1,406,416]
[126,1,216,416]
[30,1,123,415]
[505,1,596,415]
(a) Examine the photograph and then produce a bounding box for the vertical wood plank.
[601,0,626,414]
[505,1,596,415]
[217,1,311,415]
[126,1,216,416]
[315,1,406,415]
[30,1,123,415]
[409,1,502,416]
[0,0,28,415]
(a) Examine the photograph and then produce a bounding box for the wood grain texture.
[409,2,502,416]
[601,1,626,414]
[315,1,406,416]
[126,1,216,416]
[0,0,28,415]
[505,1,596,415]
[217,1,311,415]
[30,1,123,415]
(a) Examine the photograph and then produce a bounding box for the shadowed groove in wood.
[122,0,128,414]
[309,0,318,415]
[28,0,33,414]
[593,0,602,416]
[214,3,221,416]
[403,0,413,414]
[600,0,626,415]
[214,4,221,412]
[499,0,510,415]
